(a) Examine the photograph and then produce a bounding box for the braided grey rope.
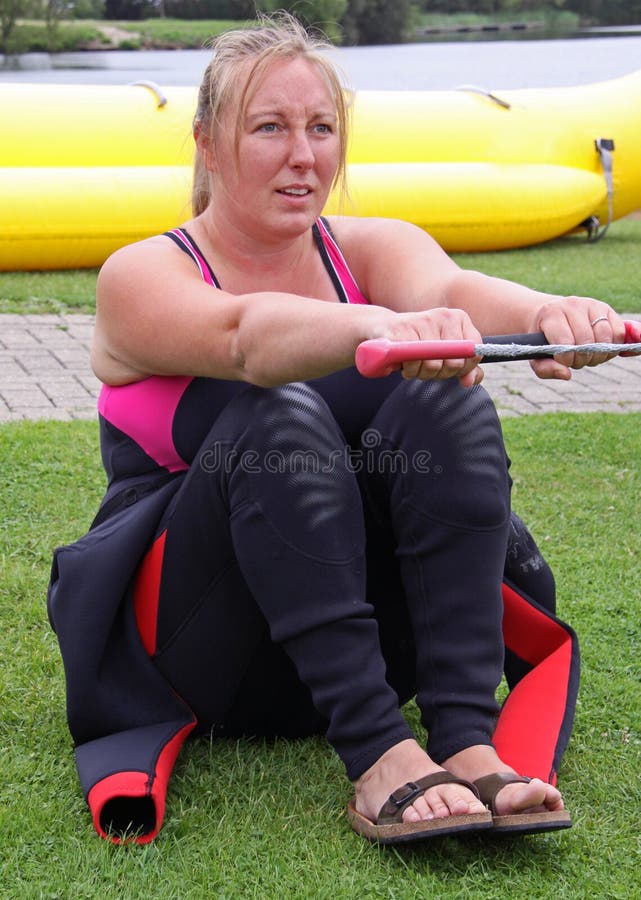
[477,341,641,359]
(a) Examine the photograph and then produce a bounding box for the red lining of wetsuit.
[493,583,572,784]
[87,720,196,844]
[133,531,167,656]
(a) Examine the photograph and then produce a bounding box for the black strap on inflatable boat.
[584,137,615,243]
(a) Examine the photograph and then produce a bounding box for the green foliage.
[596,0,641,24]
[116,35,140,47]
[163,0,265,18]
[578,0,641,22]
[104,0,159,19]
[417,0,641,24]
[253,0,348,42]
[44,0,70,38]
[69,0,106,17]
[342,0,417,44]
[2,18,103,52]
[0,0,37,51]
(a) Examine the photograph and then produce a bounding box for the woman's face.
[208,56,341,242]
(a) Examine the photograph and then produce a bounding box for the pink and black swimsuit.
[98,218,376,486]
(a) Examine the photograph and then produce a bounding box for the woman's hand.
[382,307,484,387]
[527,297,626,380]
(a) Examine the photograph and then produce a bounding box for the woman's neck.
[184,209,336,300]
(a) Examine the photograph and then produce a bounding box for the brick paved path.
[1,313,640,422]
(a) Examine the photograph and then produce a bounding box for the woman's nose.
[288,130,314,168]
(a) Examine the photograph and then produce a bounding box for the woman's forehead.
[242,56,335,111]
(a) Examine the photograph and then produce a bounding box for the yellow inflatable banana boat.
[1,70,640,270]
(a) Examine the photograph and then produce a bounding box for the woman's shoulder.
[322,216,436,278]
[324,215,428,248]
[98,229,204,296]
[101,231,182,270]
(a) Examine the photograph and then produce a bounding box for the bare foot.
[353,739,488,825]
[442,745,565,816]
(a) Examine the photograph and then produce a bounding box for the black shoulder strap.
[164,228,221,287]
[312,220,348,304]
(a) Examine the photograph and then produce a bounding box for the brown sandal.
[474,773,572,835]
[347,771,493,845]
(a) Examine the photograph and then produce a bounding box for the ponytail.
[191,146,210,217]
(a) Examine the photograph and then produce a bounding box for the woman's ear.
[194,123,216,173]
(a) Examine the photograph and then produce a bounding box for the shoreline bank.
[5,14,641,56]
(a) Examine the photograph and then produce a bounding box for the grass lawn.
[1,214,640,317]
[1,413,639,897]
[116,18,251,50]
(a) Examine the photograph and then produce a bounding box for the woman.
[50,14,620,845]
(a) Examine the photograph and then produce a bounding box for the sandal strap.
[474,773,531,813]
[377,772,481,825]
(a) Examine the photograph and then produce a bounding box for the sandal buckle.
[389,781,422,807]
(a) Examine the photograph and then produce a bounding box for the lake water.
[1,32,640,90]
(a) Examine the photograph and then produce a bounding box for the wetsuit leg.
[149,383,413,780]
[360,378,511,764]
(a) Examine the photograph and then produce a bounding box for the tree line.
[421,1,641,24]
[100,1,641,34]
[2,1,641,52]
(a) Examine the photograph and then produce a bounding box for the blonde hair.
[191,13,350,216]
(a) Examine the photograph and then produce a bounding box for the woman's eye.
[259,122,279,133]
[313,123,332,134]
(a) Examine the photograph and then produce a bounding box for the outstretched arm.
[330,216,626,380]
[92,234,483,388]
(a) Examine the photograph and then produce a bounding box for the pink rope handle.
[355,320,641,379]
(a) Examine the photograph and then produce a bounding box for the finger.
[403,356,474,382]
[587,311,623,366]
[588,307,629,342]
[560,328,592,369]
[459,365,484,388]
[401,358,444,380]
[539,299,601,351]
[565,308,611,368]
[566,349,594,370]
[586,351,611,367]
[590,311,613,340]
[530,358,572,381]
[436,358,468,379]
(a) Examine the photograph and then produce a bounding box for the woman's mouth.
[278,187,311,196]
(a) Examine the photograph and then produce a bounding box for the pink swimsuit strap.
[314,218,370,306]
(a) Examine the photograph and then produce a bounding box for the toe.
[402,784,485,823]
[495,778,564,816]
[402,795,434,823]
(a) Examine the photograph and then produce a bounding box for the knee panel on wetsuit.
[205,382,365,561]
[367,379,511,531]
